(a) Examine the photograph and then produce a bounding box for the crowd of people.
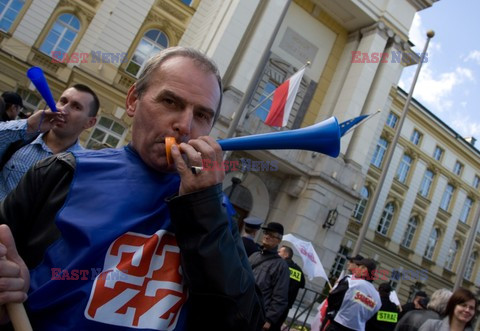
[0,47,478,331]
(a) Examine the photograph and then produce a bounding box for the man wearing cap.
[242,216,263,256]
[323,258,381,331]
[398,290,427,320]
[0,84,99,200]
[366,282,399,331]
[249,222,290,331]
[1,92,24,122]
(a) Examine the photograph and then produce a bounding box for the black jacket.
[0,152,264,330]
[366,296,399,331]
[285,259,305,308]
[249,247,290,325]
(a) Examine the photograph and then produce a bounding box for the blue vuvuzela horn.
[218,116,340,157]
[27,67,58,112]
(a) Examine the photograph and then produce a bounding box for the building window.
[401,216,418,248]
[255,81,277,122]
[0,0,24,32]
[377,202,394,236]
[386,112,398,128]
[39,13,80,57]
[17,89,41,116]
[352,186,369,222]
[440,184,454,211]
[464,252,477,281]
[126,29,168,77]
[459,197,473,223]
[329,246,349,280]
[453,161,463,176]
[474,175,480,189]
[396,154,412,183]
[445,240,458,271]
[418,169,434,197]
[433,146,444,161]
[86,116,126,149]
[424,228,438,260]
[371,138,388,168]
[410,129,422,145]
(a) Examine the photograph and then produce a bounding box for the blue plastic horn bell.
[217,116,341,158]
[27,67,58,112]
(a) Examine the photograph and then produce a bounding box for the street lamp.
[323,208,338,229]
[228,158,248,199]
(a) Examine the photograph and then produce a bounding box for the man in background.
[0,92,24,122]
[399,291,427,320]
[366,283,399,331]
[324,258,381,330]
[241,216,262,256]
[250,222,290,331]
[278,245,306,327]
[0,84,99,200]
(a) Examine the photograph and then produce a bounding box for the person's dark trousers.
[268,319,284,331]
[276,308,289,330]
[324,321,356,331]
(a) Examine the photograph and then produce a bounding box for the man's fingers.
[0,225,21,264]
[0,276,25,292]
[0,260,21,278]
[0,291,27,305]
[0,225,30,293]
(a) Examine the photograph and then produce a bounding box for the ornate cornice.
[156,0,189,23]
[58,0,95,22]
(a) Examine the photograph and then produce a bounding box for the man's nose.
[173,109,194,136]
[56,102,69,114]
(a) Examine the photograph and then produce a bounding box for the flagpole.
[245,61,310,118]
[224,0,292,146]
[351,30,434,257]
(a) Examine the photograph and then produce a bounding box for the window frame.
[464,252,477,281]
[371,138,388,168]
[125,29,169,78]
[444,240,458,271]
[440,184,454,211]
[459,197,473,223]
[418,169,434,197]
[86,115,127,149]
[433,146,444,162]
[453,161,463,176]
[423,228,438,260]
[401,216,418,248]
[377,202,395,236]
[386,112,398,128]
[0,0,26,33]
[410,129,422,146]
[396,154,412,183]
[39,13,80,58]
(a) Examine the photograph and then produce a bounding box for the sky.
[399,0,480,141]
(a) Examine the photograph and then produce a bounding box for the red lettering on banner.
[85,230,187,330]
[353,290,376,309]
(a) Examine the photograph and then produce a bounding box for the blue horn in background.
[218,116,341,157]
[27,67,57,112]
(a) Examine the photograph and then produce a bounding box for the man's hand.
[171,136,225,195]
[0,225,29,306]
[262,321,271,330]
[26,109,63,134]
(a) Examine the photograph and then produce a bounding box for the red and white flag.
[264,67,305,127]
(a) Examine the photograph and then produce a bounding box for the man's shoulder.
[34,152,76,171]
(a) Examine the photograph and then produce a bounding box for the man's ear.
[84,116,97,130]
[126,84,138,118]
